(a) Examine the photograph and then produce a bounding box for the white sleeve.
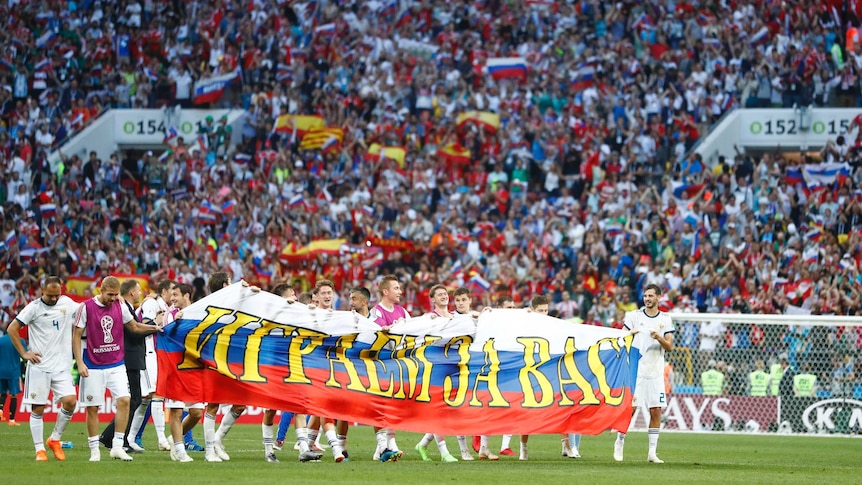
[14,300,36,326]
[121,302,135,325]
[74,303,88,329]
[622,311,636,330]
[140,299,159,321]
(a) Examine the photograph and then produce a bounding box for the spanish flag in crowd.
[273,114,325,136]
[299,127,344,152]
[66,274,151,296]
[279,238,347,263]
[456,111,500,133]
[365,144,406,168]
[437,143,471,164]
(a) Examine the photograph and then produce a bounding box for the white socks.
[128,399,150,443]
[501,434,512,451]
[296,427,310,453]
[418,433,433,447]
[456,435,469,453]
[31,413,45,452]
[204,413,217,453]
[387,430,398,452]
[262,422,274,455]
[112,431,125,449]
[376,429,390,451]
[216,410,241,441]
[648,428,660,456]
[436,435,451,455]
[151,399,168,445]
[324,429,343,454]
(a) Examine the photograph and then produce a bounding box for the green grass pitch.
[1,424,860,484]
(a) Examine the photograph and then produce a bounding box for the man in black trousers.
[99,279,146,451]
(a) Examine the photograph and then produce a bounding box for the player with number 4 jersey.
[7,277,81,462]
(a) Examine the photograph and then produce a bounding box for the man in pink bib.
[72,276,162,462]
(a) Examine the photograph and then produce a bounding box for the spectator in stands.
[0,1,857,409]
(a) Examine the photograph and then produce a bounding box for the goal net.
[628,312,861,435]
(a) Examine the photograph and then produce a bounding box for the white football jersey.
[138,296,170,352]
[15,296,80,373]
[624,307,675,379]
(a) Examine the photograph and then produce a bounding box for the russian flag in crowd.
[143,67,159,82]
[289,194,305,208]
[748,27,770,46]
[193,68,241,105]
[691,232,701,259]
[34,59,52,72]
[468,274,492,292]
[450,259,463,278]
[198,201,218,224]
[163,126,178,144]
[632,12,654,30]
[314,23,336,37]
[805,227,822,242]
[786,167,804,186]
[673,182,706,200]
[395,9,412,27]
[361,205,375,217]
[40,203,57,219]
[221,199,236,214]
[803,162,850,187]
[35,30,56,48]
[234,153,251,166]
[381,0,398,17]
[276,64,293,82]
[605,224,623,238]
[486,57,528,81]
[571,64,596,90]
[5,231,17,248]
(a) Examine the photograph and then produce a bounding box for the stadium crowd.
[0,0,860,391]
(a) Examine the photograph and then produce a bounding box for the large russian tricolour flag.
[194,68,241,105]
[486,57,528,82]
[156,284,640,437]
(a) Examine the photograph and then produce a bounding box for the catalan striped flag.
[299,127,344,152]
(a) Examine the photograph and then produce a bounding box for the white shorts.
[141,352,158,395]
[22,366,76,406]
[164,399,205,410]
[633,376,667,410]
[78,365,130,407]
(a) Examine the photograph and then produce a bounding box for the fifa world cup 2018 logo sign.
[101,315,115,344]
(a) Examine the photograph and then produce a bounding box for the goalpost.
[628,312,862,435]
